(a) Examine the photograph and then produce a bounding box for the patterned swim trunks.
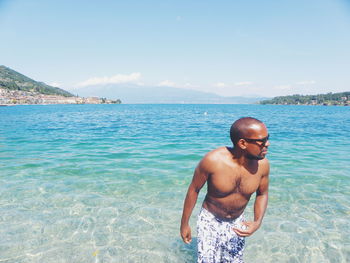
[197,207,245,263]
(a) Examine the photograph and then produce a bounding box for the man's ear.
[237,139,247,149]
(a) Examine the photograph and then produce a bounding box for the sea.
[0,104,349,263]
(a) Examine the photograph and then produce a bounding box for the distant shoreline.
[0,88,121,105]
[259,91,350,106]
[260,103,349,106]
[1,102,349,106]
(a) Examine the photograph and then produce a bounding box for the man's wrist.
[181,219,189,226]
[254,219,262,226]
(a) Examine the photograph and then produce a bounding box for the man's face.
[242,124,270,160]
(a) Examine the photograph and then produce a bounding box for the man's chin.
[247,154,265,160]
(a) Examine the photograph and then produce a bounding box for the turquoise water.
[0,104,349,263]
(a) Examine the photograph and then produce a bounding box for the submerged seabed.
[0,104,349,263]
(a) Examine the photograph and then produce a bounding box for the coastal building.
[84,97,101,104]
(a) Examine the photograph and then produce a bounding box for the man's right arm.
[180,160,209,244]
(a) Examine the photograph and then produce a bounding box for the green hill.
[260,92,350,106]
[0,65,74,97]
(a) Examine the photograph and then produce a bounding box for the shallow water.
[0,104,349,262]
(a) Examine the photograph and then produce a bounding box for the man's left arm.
[233,161,270,237]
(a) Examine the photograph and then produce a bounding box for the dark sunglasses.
[242,134,270,146]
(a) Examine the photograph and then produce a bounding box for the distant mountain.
[0,65,73,97]
[73,84,267,104]
[0,65,266,104]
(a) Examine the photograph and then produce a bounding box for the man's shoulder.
[201,147,230,164]
[198,147,229,173]
[259,157,270,166]
[258,158,270,175]
[205,146,229,158]
[259,157,269,165]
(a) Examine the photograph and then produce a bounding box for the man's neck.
[229,146,258,168]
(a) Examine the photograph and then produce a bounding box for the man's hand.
[180,224,192,244]
[232,221,260,237]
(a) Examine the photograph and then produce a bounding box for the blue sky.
[1,0,350,97]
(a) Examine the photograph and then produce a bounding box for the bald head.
[230,117,264,146]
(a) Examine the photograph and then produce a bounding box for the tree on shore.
[260,92,350,105]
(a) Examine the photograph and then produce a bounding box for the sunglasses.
[242,134,270,146]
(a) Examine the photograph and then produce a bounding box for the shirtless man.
[180,117,270,263]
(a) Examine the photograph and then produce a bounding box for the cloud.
[183,83,198,88]
[214,82,227,88]
[234,81,253,86]
[214,81,253,88]
[158,80,177,87]
[274,85,292,90]
[296,80,316,85]
[157,81,200,90]
[49,82,61,87]
[76,73,141,87]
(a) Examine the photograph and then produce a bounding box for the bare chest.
[208,169,261,197]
